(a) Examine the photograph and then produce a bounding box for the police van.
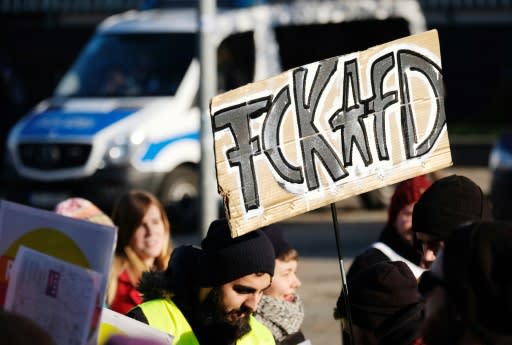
[5,0,426,229]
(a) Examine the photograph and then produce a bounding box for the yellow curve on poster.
[3,228,90,268]
[97,323,126,345]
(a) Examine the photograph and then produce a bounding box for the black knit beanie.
[346,247,390,281]
[442,221,512,344]
[412,174,492,239]
[340,260,423,341]
[261,224,293,259]
[199,218,275,287]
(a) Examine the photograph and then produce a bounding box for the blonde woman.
[107,190,173,314]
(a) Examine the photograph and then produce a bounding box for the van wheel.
[160,166,199,233]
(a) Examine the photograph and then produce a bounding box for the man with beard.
[127,218,277,345]
[418,220,512,345]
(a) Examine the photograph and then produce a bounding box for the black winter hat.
[346,247,390,281]
[261,224,293,259]
[340,261,423,334]
[412,174,492,239]
[199,218,275,287]
[338,261,424,345]
[165,245,202,294]
[440,221,512,344]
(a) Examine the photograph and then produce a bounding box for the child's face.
[264,258,301,302]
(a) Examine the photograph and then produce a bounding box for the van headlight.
[103,130,146,166]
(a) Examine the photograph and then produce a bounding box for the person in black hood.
[412,174,493,269]
[335,261,425,345]
[419,220,512,345]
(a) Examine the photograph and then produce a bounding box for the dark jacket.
[348,223,423,280]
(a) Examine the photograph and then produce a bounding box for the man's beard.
[193,287,252,344]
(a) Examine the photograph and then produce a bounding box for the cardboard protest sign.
[0,200,117,308]
[210,30,452,236]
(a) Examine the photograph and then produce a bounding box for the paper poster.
[5,246,101,345]
[95,308,173,345]
[0,200,117,307]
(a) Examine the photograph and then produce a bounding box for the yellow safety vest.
[139,298,276,345]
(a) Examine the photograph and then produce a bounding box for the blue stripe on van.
[141,131,199,161]
[20,109,138,137]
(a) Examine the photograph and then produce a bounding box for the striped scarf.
[254,294,305,342]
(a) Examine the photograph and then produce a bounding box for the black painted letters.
[212,47,444,212]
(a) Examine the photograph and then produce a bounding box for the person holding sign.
[107,190,173,314]
[255,224,310,345]
[348,175,432,280]
[128,218,277,345]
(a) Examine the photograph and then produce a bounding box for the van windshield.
[55,32,197,98]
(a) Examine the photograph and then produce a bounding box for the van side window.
[217,31,255,92]
[275,19,410,70]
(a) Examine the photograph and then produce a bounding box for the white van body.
[5,1,426,227]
